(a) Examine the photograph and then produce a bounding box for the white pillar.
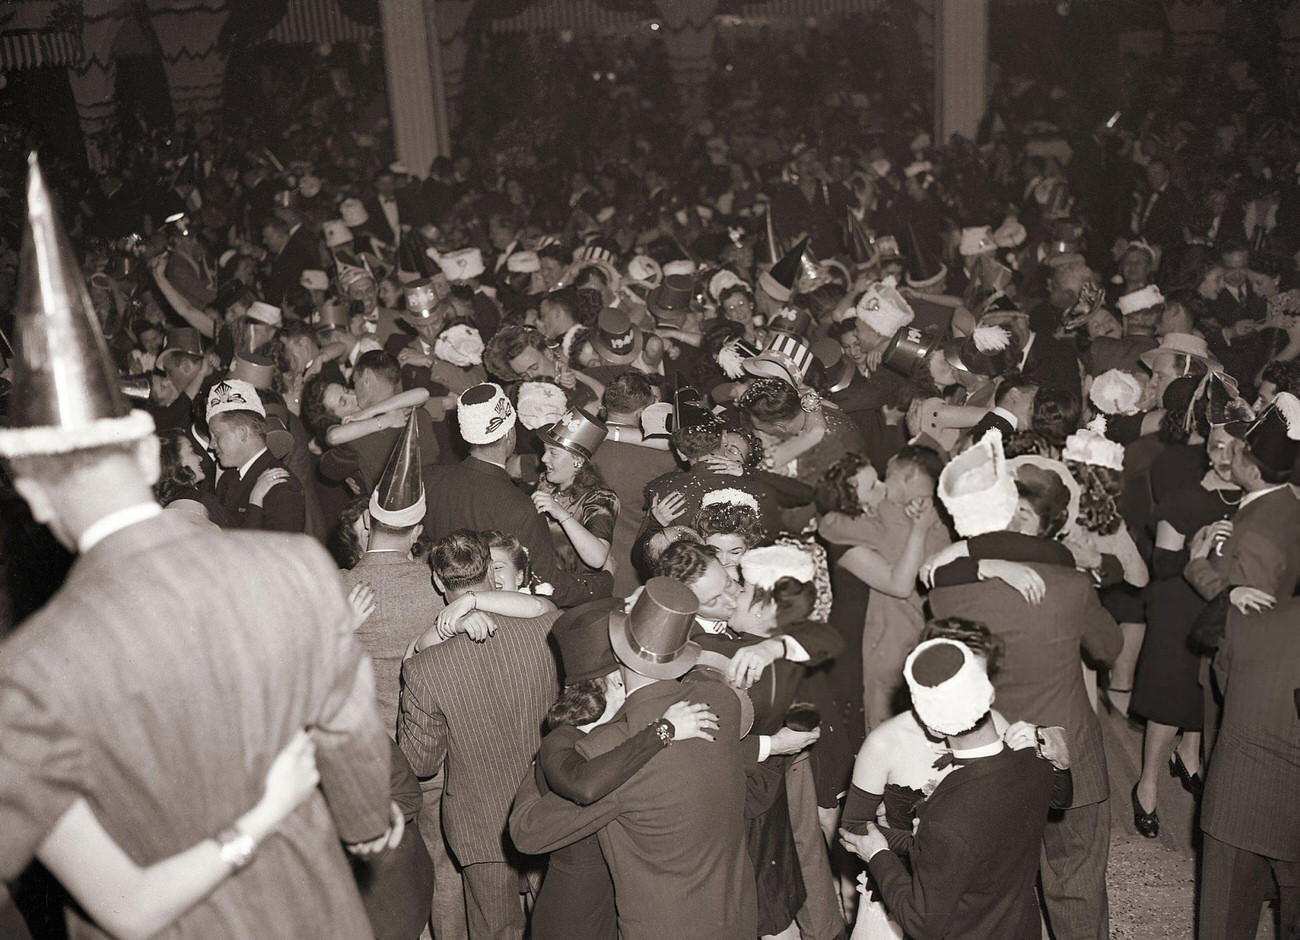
[934,0,988,143]
[379,0,447,176]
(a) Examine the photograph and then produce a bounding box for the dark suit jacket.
[216,448,307,533]
[1020,331,1082,402]
[0,513,390,936]
[318,409,441,494]
[264,224,321,306]
[399,610,560,864]
[869,747,1069,940]
[1136,185,1189,254]
[928,565,1122,806]
[424,456,602,608]
[509,673,757,940]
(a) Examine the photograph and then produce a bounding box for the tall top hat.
[0,155,155,457]
[647,274,697,327]
[609,577,702,679]
[398,229,438,281]
[403,275,452,324]
[743,331,816,387]
[883,321,947,378]
[592,307,644,365]
[553,597,624,685]
[759,236,807,303]
[369,409,426,527]
[904,223,947,290]
[1233,391,1300,478]
[671,385,720,434]
[539,407,608,461]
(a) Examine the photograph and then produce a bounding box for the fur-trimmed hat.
[457,382,515,445]
[740,544,816,591]
[959,226,997,257]
[904,639,996,736]
[516,381,568,430]
[1062,418,1125,471]
[339,199,369,228]
[937,430,1019,537]
[439,248,485,282]
[1116,285,1164,317]
[854,281,915,337]
[206,379,265,421]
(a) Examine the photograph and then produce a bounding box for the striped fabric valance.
[489,0,646,35]
[264,0,376,45]
[0,27,81,71]
[736,0,881,20]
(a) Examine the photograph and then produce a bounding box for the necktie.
[931,751,964,771]
[216,469,239,509]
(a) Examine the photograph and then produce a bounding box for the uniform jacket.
[869,747,1071,940]
[215,448,307,533]
[928,565,1122,806]
[0,512,391,938]
[509,673,757,940]
[399,610,560,865]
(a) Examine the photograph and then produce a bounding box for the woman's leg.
[1108,621,1145,716]
[1137,721,1179,810]
[1176,730,1203,778]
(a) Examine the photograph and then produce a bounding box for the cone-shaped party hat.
[369,409,426,527]
[0,154,154,456]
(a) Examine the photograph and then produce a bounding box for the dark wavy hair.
[301,373,343,441]
[739,377,802,425]
[429,529,491,591]
[483,324,549,382]
[483,530,543,592]
[816,452,871,516]
[330,495,369,570]
[152,428,199,506]
[1158,376,1206,444]
[654,540,719,584]
[694,501,765,549]
[1066,461,1123,536]
[920,617,1004,677]
[1014,465,1072,539]
[672,423,723,460]
[1031,387,1081,450]
[546,677,609,730]
[751,576,817,626]
[601,370,656,416]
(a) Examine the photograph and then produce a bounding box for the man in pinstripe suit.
[399,530,560,940]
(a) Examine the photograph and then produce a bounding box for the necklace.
[1211,487,1243,508]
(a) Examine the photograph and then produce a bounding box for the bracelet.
[468,591,477,611]
[652,718,674,747]
[216,827,257,871]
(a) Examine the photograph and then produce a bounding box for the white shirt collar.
[78,502,163,554]
[990,406,1019,431]
[950,739,1004,760]
[1017,332,1036,370]
[238,447,268,480]
[696,617,729,634]
[1240,482,1288,509]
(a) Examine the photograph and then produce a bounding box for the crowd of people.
[0,26,1299,940]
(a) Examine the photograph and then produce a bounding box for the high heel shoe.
[1131,784,1159,838]
[1169,753,1204,798]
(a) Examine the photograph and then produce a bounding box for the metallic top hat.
[553,597,625,684]
[0,155,155,456]
[884,322,947,378]
[810,337,854,394]
[647,274,697,326]
[592,307,643,365]
[157,326,206,367]
[671,384,721,434]
[539,407,608,462]
[608,577,702,679]
[369,409,426,527]
[403,275,452,323]
[312,299,351,333]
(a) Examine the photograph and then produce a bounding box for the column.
[70,0,131,172]
[934,0,988,144]
[431,0,475,137]
[654,0,718,125]
[380,0,446,177]
[146,0,230,130]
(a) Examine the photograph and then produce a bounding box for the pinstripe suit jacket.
[0,512,391,939]
[399,609,560,865]
[928,566,1123,807]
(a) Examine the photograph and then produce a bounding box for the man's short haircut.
[993,377,1038,408]
[602,370,656,415]
[354,350,401,390]
[1217,238,1250,261]
[671,423,723,460]
[888,444,944,485]
[210,409,267,441]
[263,216,290,236]
[429,529,491,590]
[921,617,1004,677]
[641,525,702,568]
[654,539,719,585]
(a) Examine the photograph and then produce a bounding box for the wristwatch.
[216,827,257,871]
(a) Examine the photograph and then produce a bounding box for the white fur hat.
[959,226,997,257]
[663,259,697,278]
[457,383,515,445]
[206,379,265,421]
[854,281,915,337]
[246,301,282,327]
[339,198,368,228]
[515,381,568,430]
[433,324,484,368]
[439,247,485,282]
[322,219,352,248]
[1089,369,1144,416]
[938,430,1019,537]
[740,544,816,592]
[1116,284,1164,316]
[1063,420,1125,472]
[627,254,663,288]
[506,250,541,274]
[300,269,330,292]
[904,639,996,736]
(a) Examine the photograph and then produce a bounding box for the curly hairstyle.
[672,423,724,461]
[330,495,369,570]
[541,453,608,503]
[1014,465,1072,539]
[483,530,545,593]
[1031,387,1081,451]
[1003,430,1060,459]
[301,373,343,441]
[701,318,748,361]
[724,421,765,475]
[693,500,766,549]
[654,540,720,584]
[1261,358,1300,397]
[1158,375,1206,444]
[152,428,199,506]
[1066,461,1123,536]
[750,577,817,626]
[483,324,550,382]
[601,370,656,416]
[546,677,609,730]
[815,452,871,516]
[920,617,1005,677]
[739,377,802,425]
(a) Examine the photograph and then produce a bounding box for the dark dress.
[1132,482,1241,729]
[531,721,668,940]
